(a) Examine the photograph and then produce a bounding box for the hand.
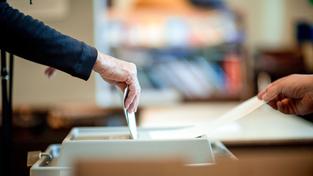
[93,51,141,113]
[44,67,56,78]
[258,74,313,115]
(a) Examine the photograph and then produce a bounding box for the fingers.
[134,95,140,112]
[94,52,141,112]
[277,98,293,114]
[258,74,313,115]
[113,82,140,112]
[128,95,140,113]
[44,67,56,78]
[257,90,266,100]
[124,81,135,110]
[124,79,141,112]
[268,99,278,110]
[120,80,140,112]
[277,101,287,114]
[262,84,281,102]
[258,80,284,110]
[259,77,287,102]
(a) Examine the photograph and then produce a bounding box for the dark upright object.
[1,50,13,176]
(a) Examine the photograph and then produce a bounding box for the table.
[139,102,313,145]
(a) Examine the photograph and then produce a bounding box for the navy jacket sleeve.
[0,2,97,80]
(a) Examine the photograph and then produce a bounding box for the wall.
[225,0,313,51]
[6,0,97,106]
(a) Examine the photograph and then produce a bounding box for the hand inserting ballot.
[258,74,313,115]
[93,51,141,113]
[44,51,141,113]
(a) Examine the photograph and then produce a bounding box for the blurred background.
[1,0,313,175]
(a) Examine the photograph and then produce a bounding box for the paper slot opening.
[70,133,131,140]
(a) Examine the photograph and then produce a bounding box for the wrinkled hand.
[258,74,313,115]
[93,51,141,112]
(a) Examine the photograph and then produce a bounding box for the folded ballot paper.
[123,87,138,139]
[148,96,266,139]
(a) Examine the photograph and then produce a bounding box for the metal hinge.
[27,151,53,167]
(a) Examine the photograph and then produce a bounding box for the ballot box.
[72,155,313,176]
[28,127,235,176]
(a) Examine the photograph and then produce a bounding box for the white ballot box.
[29,127,234,176]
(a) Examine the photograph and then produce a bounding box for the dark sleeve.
[0,2,97,80]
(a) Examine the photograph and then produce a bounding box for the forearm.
[0,2,97,80]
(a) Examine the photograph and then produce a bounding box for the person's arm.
[0,2,96,80]
[0,2,141,112]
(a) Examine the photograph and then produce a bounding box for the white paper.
[148,96,266,139]
[123,88,138,139]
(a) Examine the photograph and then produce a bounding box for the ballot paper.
[123,87,138,139]
[148,96,266,139]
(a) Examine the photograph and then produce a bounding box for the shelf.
[94,1,249,105]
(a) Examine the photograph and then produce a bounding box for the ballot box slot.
[72,134,131,140]
[70,132,132,141]
[69,128,132,141]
